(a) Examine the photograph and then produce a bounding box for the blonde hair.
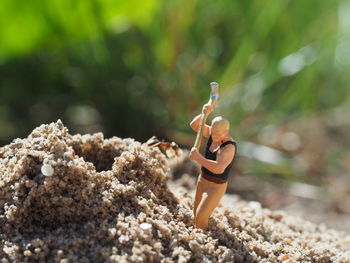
[211,116,230,132]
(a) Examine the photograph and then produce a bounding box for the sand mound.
[0,120,349,263]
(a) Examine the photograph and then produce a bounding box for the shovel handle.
[194,107,209,149]
[194,82,219,150]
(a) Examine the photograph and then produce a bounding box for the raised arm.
[190,104,213,138]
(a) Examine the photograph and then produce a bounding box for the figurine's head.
[210,116,230,142]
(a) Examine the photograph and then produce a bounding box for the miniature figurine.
[146,136,182,158]
[189,82,237,230]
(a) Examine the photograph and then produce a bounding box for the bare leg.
[193,175,205,224]
[195,182,227,230]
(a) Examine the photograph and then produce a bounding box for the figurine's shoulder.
[220,137,236,149]
[224,136,235,143]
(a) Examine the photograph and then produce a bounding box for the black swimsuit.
[201,135,237,182]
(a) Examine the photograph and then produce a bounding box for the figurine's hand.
[189,147,201,162]
[203,103,214,114]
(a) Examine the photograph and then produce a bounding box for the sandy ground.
[0,120,349,263]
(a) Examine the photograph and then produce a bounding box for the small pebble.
[41,164,54,176]
[23,250,32,257]
[278,254,289,261]
[140,223,152,230]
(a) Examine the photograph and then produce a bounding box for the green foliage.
[0,0,348,147]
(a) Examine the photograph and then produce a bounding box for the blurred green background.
[1,0,350,229]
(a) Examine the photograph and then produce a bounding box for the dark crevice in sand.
[70,137,122,172]
[72,146,121,172]
[23,155,42,180]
